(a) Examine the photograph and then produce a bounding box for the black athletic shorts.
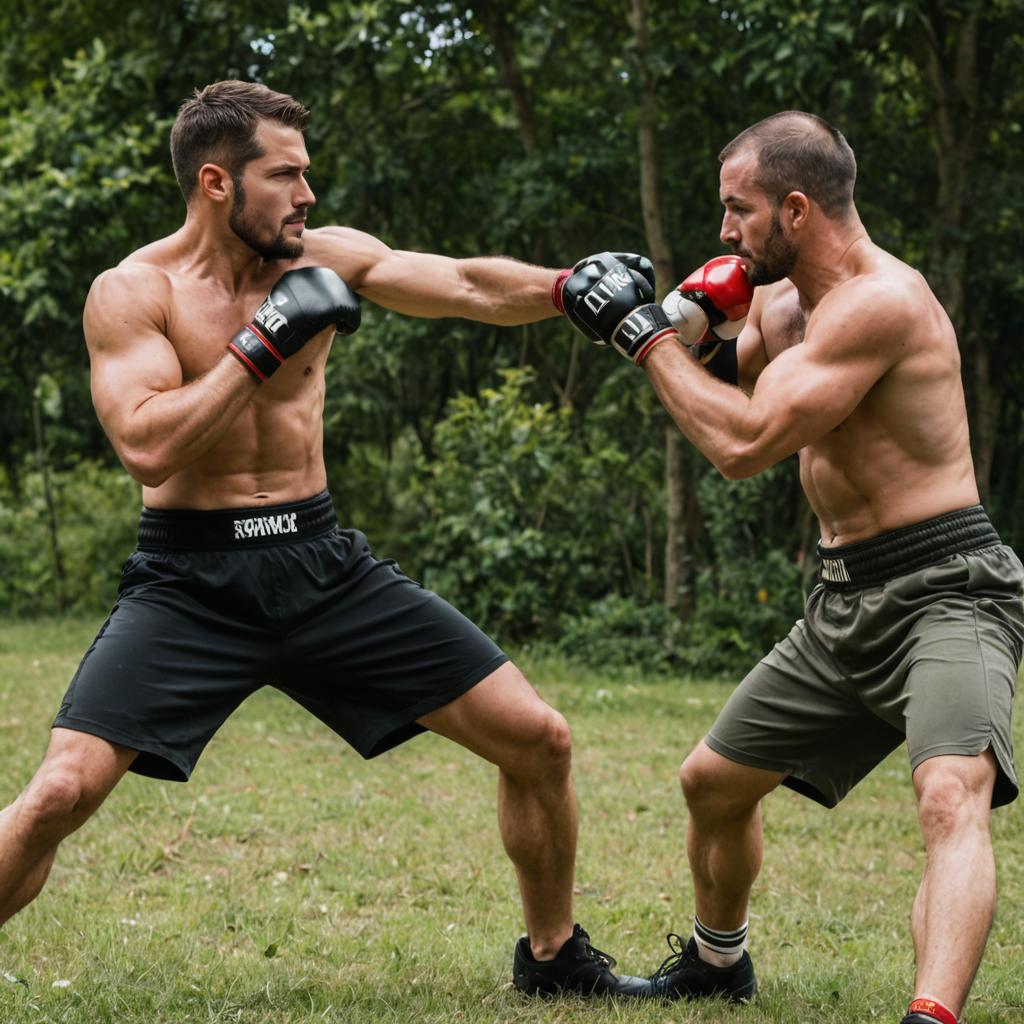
[54,491,508,781]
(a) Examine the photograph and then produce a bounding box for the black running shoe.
[649,933,756,1002]
[512,923,652,997]
[902,1016,942,1024]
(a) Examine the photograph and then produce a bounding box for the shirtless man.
[0,79,651,998]
[558,111,1024,1023]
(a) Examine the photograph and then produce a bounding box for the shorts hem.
[705,734,837,808]
[909,739,1018,808]
[51,714,191,782]
[704,732,794,775]
[357,652,510,759]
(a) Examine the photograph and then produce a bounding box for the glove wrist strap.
[634,327,677,366]
[551,269,572,313]
[227,324,284,381]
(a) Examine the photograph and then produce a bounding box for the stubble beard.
[742,210,798,286]
[228,179,304,261]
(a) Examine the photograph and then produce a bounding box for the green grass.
[0,618,1022,1023]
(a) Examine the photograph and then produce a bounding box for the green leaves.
[402,367,662,641]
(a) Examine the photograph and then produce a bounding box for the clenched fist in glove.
[553,252,656,345]
[228,267,361,382]
[661,255,753,347]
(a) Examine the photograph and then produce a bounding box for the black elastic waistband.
[817,505,1001,590]
[137,491,337,551]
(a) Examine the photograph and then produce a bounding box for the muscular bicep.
[84,270,183,449]
[739,301,896,467]
[309,226,553,324]
[309,227,467,317]
[359,248,469,318]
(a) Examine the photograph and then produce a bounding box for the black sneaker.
[512,923,652,997]
[902,1016,943,1023]
[649,933,756,1002]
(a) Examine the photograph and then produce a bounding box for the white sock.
[693,915,748,968]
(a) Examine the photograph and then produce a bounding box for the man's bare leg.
[909,751,998,1019]
[680,741,784,931]
[418,662,575,958]
[0,728,137,926]
[644,741,781,1001]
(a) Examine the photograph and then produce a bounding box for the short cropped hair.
[170,80,309,201]
[719,111,857,219]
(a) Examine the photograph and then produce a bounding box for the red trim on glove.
[551,269,572,313]
[247,322,285,364]
[908,998,958,1024]
[227,342,268,381]
[634,327,678,366]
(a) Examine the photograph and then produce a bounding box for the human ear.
[783,191,810,231]
[198,163,233,204]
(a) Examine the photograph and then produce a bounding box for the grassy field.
[0,618,1021,1023]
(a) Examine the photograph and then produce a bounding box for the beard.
[740,210,798,286]
[228,179,304,261]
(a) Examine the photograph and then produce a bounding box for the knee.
[513,707,573,782]
[679,750,757,822]
[18,766,97,839]
[679,752,720,813]
[916,763,991,839]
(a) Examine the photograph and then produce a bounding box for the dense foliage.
[2,1,1022,675]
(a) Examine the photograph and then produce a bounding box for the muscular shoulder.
[84,258,172,348]
[810,266,926,354]
[300,226,393,290]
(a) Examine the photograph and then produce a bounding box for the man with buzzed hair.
[558,111,1023,1023]
[0,79,653,999]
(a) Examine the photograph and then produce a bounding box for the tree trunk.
[629,0,699,615]
[472,3,540,159]
[474,5,584,406]
[918,7,996,500]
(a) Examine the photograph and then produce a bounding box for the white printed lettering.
[231,512,299,542]
[254,298,289,335]
[820,557,851,583]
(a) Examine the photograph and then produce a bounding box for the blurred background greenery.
[2,0,1022,675]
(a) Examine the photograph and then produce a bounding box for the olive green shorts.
[707,539,1024,809]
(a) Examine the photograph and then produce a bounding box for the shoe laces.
[573,925,617,969]
[649,932,693,982]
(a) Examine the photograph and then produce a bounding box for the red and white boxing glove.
[661,255,753,347]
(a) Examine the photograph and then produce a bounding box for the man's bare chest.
[761,290,806,359]
[163,279,299,379]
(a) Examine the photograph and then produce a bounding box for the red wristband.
[908,998,958,1024]
[635,327,678,367]
[551,269,572,313]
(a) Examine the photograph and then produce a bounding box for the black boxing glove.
[607,302,678,365]
[553,252,656,343]
[228,267,361,381]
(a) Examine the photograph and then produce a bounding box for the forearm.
[455,257,562,325]
[644,339,764,479]
[358,251,561,325]
[113,354,259,486]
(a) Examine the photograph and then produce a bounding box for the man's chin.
[257,237,304,262]
[749,267,783,287]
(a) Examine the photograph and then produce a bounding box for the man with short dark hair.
[560,110,1024,1024]
[0,79,650,998]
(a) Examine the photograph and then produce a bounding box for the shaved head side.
[720,111,857,219]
